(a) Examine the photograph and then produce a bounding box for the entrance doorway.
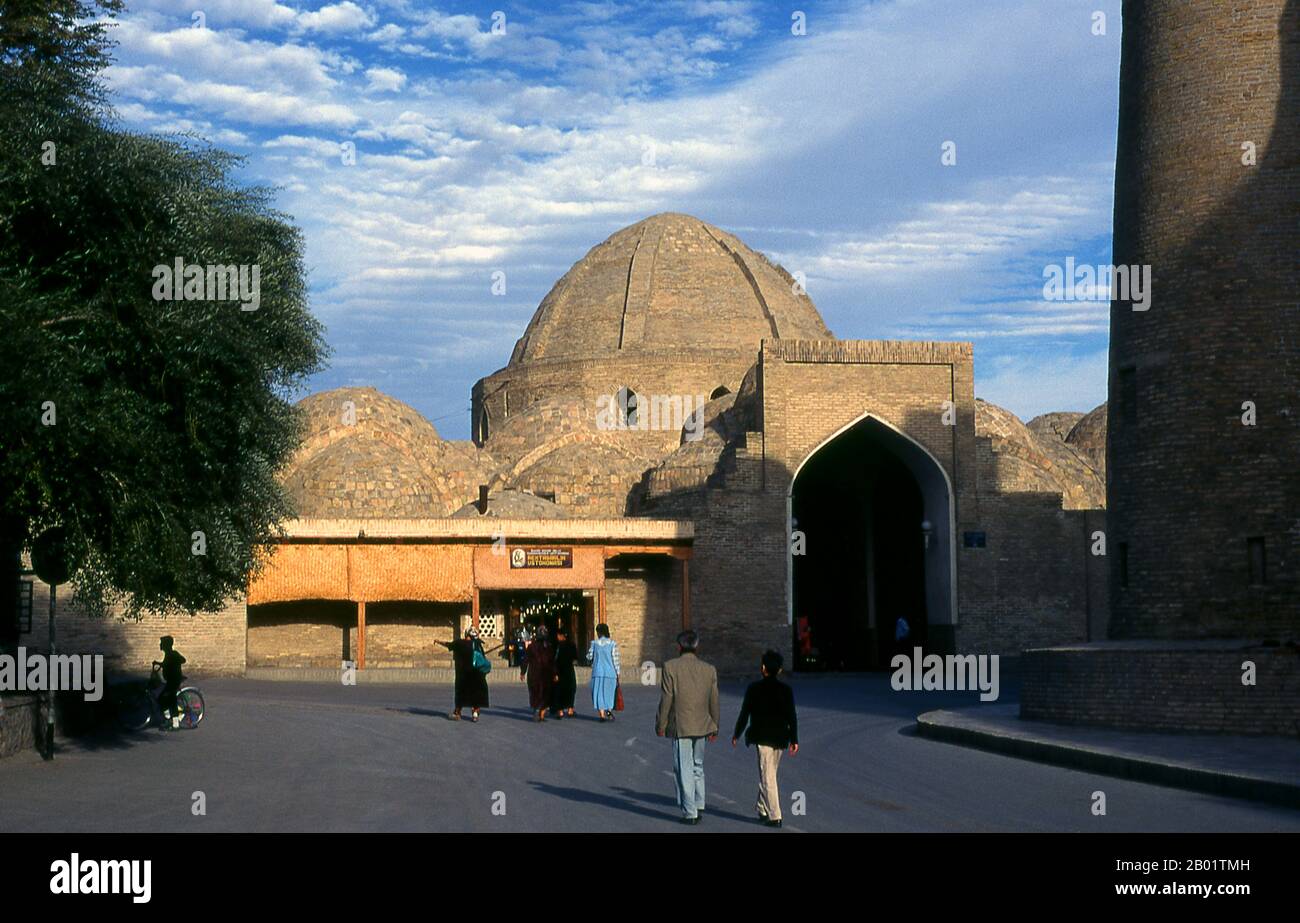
[790,415,954,671]
[482,589,595,663]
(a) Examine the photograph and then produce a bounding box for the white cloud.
[296,2,377,34]
[365,66,407,93]
[128,0,297,30]
[104,0,1122,436]
[107,66,360,128]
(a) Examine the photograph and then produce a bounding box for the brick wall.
[246,599,465,668]
[0,694,41,759]
[672,339,1108,672]
[1108,0,1299,640]
[1021,643,1300,736]
[604,557,682,678]
[20,577,246,677]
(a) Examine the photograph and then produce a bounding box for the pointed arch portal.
[788,414,955,671]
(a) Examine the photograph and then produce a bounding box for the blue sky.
[104,0,1121,439]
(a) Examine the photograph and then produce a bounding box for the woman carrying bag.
[439,627,496,722]
[587,623,622,722]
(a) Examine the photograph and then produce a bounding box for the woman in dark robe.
[551,627,579,718]
[438,628,493,722]
[524,626,556,722]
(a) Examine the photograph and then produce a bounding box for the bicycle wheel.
[115,689,153,733]
[176,687,205,728]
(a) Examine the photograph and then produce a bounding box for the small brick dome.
[283,387,495,518]
[975,399,1105,510]
[1066,402,1107,479]
[451,488,569,519]
[284,433,439,518]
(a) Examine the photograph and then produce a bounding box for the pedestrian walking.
[552,627,578,718]
[894,615,911,661]
[438,628,495,722]
[524,626,556,721]
[731,649,799,828]
[515,626,531,681]
[655,630,719,825]
[587,623,621,721]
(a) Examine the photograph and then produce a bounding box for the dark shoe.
[763,819,783,828]
[450,712,461,721]
[681,816,700,826]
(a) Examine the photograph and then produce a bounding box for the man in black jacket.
[731,649,798,828]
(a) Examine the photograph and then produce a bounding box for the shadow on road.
[609,785,762,826]
[52,726,177,754]
[529,780,674,822]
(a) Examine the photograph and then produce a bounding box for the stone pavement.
[917,704,1300,808]
[2,675,1298,832]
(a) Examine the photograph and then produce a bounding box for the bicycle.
[114,664,206,732]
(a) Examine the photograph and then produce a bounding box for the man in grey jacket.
[655,630,720,825]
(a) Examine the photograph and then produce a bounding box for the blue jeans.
[672,737,707,818]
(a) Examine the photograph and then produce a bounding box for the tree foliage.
[0,0,327,619]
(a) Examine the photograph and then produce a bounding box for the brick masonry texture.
[1021,645,1300,736]
[0,694,40,759]
[20,577,246,676]
[16,214,1115,686]
[1108,0,1299,641]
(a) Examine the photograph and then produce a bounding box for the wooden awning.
[248,543,473,604]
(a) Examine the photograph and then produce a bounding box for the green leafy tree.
[0,0,327,624]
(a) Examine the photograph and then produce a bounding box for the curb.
[916,710,1300,810]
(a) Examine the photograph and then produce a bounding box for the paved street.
[1,674,1298,833]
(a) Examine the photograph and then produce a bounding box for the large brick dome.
[507,212,831,364]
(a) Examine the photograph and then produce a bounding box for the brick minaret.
[1107,0,1299,639]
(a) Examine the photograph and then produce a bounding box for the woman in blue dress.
[587,623,621,721]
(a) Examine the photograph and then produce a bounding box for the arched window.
[616,386,639,428]
[478,407,490,443]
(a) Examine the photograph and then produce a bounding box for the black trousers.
[160,681,180,718]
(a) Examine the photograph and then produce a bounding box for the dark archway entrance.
[790,416,953,671]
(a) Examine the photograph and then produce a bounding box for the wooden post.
[598,587,606,625]
[681,558,691,631]
[472,587,480,631]
[357,600,366,670]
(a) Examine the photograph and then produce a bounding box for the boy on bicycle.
[154,635,187,729]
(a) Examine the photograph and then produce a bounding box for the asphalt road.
[1,674,1297,832]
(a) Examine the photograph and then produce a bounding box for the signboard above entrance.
[509,547,573,569]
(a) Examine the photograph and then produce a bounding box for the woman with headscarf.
[587,622,621,721]
[524,625,556,722]
[438,627,494,722]
[551,626,579,719]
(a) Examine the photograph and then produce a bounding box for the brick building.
[17,212,1110,678]
[1019,0,1299,736]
